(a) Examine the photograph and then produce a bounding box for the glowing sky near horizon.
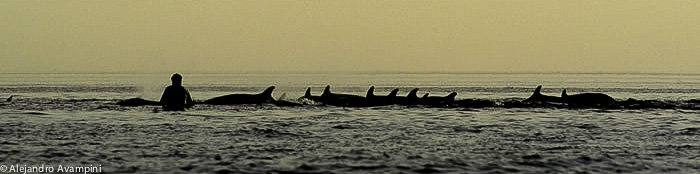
[1,1,698,73]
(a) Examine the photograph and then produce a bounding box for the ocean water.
[0,73,698,173]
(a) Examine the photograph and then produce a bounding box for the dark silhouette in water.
[160,73,194,111]
[117,98,160,106]
[0,95,13,106]
[299,87,325,104]
[320,85,367,107]
[112,83,698,110]
[522,85,562,104]
[204,86,276,105]
[421,92,458,107]
[687,99,700,104]
[302,86,424,107]
[118,86,293,107]
[395,88,421,105]
[561,89,616,107]
[365,86,399,106]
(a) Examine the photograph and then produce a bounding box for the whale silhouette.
[561,89,616,107]
[522,85,561,104]
[395,88,420,105]
[320,85,367,107]
[117,98,161,106]
[421,92,458,107]
[204,86,276,105]
[365,86,399,106]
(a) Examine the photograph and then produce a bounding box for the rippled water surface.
[0,73,699,173]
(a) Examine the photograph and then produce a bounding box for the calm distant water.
[0,73,698,173]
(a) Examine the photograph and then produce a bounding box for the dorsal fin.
[561,89,568,98]
[388,88,399,97]
[261,86,275,96]
[422,93,429,98]
[304,88,312,97]
[534,85,543,95]
[6,95,14,102]
[446,92,457,99]
[366,86,375,97]
[322,85,332,97]
[408,88,419,98]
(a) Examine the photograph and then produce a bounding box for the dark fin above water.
[366,86,376,97]
[523,85,561,103]
[447,92,458,99]
[534,85,543,95]
[261,86,275,96]
[408,88,419,98]
[6,95,14,102]
[561,89,568,98]
[422,93,429,98]
[322,85,332,97]
[304,88,312,97]
[388,89,399,97]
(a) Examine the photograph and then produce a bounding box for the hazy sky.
[1,1,698,73]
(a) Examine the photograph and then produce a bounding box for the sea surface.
[0,73,698,174]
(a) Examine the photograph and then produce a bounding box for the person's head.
[171,73,183,86]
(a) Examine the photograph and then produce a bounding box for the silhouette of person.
[160,73,194,111]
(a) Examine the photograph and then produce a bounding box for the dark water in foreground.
[0,73,699,173]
